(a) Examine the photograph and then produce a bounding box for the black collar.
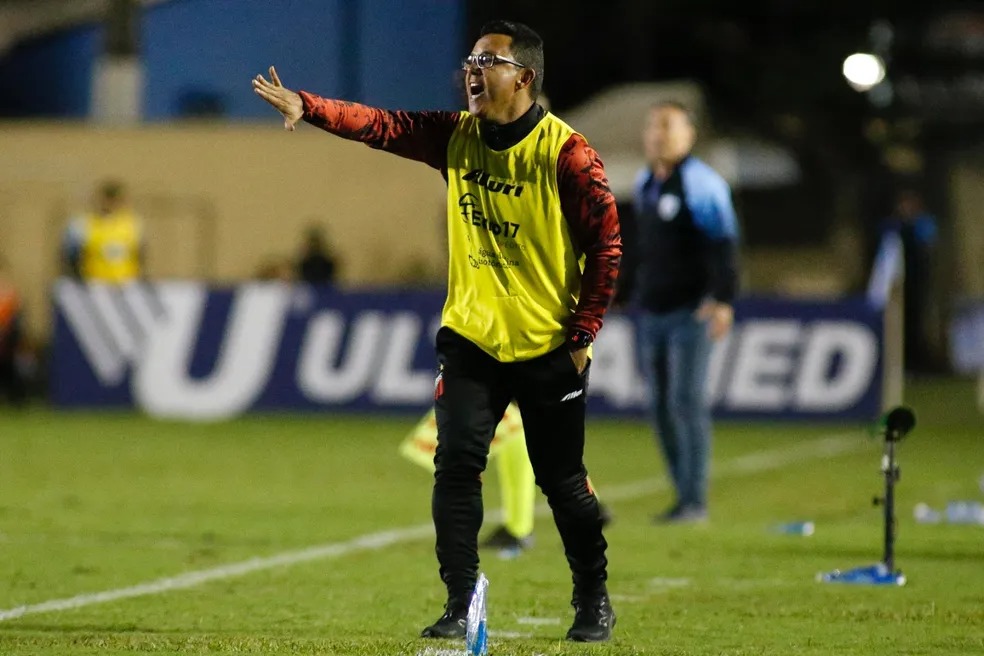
[479,103,545,151]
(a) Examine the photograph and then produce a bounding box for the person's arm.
[62,218,85,279]
[557,134,622,352]
[914,214,938,247]
[693,180,739,304]
[252,66,459,171]
[135,216,147,279]
[690,173,740,339]
[299,94,460,171]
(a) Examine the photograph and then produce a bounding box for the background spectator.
[297,225,339,286]
[62,180,145,284]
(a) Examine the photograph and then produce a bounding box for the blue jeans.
[639,307,713,509]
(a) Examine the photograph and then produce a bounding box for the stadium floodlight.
[818,406,915,586]
[842,53,886,91]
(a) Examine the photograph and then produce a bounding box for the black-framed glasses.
[461,52,526,70]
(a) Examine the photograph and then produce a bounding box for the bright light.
[842,53,886,91]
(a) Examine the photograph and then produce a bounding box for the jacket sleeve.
[690,175,740,304]
[556,134,622,342]
[300,92,460,172]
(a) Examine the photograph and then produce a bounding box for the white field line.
[0,434,862,622]
[516,616,562,626]
[648,577,691,588]
[487,630,534,639]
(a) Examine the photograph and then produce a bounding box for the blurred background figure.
[62,180,145,284]
[880,188,939,375]
[400,402,536,557]
[620,101,740,524]
[0,256,27,407]
[297,224,339,286]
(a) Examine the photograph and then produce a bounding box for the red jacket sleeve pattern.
[299,91,460,171]
[557,134,623,341]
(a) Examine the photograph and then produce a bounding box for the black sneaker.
[652,502,683,524]
[566,593,616,642]
[480,525,533,551]
[420,601,468,639]
[655,504,708,525]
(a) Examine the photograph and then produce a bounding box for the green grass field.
[1,379,982,655]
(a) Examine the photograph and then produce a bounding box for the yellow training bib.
[80,210,142,283]
[442,111,583,362]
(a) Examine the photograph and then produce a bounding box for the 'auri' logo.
[458,194,520,237]
[462,168,524,197]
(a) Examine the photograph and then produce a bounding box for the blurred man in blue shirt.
[879,189,938,373]
[621,101,740,523]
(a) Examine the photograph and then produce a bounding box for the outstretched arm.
[691,176,739,340]
[62,219,85,279]
[253,66,460,171]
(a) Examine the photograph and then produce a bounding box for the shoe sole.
[565,613,616,642]
[420,628,466,639]
[420,618,466,639]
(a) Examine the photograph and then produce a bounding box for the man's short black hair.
[99,180,124,202]
[653,100,697,129]
[479,20,544,99]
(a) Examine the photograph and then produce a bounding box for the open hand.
[252,66,304,131]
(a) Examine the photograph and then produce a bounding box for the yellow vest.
[442,111,583,362]
[80,210,142,283]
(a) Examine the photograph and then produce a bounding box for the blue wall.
[0,0,465,119]
[0,28,101,117]
[356,1,466,111]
